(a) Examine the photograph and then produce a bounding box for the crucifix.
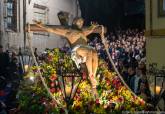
[28,16,106,98]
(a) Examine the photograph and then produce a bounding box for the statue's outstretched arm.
[83,25,107,38]
[33,20,69,37]
[82,24,100,36]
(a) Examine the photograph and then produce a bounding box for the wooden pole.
[23,0,26,49]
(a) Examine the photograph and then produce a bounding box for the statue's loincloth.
[71,45,94,69]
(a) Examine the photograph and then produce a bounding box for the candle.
[156,86,161,95]
[24,65,29,73]
[149,84,161,95]
[65,86,71,97]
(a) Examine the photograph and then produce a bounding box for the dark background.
[78,0,145,31]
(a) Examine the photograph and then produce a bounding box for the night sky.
[78,0,145,31]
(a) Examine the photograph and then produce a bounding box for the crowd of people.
[0,45,21,113]
[89,29,150,101]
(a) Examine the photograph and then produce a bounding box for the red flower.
[112,78,119,85]
[50,74,57,81]
[117,97,123,102]
[47,55,53,61]
[139,99,145,105]
[116,82,122,89]
[50,82,55,87]
[96,99,100,104]
[112,78,122,89]
[106,80,111,86]
[50,88,56,93]
[77,89,81,94]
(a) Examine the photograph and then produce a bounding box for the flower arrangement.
[17,48,146,114]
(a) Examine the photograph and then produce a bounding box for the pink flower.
[96,99,100,104]
[50,88,56,93]
[50,82,55,87]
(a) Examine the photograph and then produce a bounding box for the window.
[33,3,48,24]
[33,4,49,36]
[4,0,17,31]
[158,0,165,17]
[34,12,47,24]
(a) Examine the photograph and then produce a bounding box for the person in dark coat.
[0,45,10,79]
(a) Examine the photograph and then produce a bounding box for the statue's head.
[72,17,84,29]
[58,11,69,26]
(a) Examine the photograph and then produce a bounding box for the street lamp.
[148,63,165,110]
[57,59,82,110]
[18,47,33,75]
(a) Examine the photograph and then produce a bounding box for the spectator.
[131,68,143,95]
[34,48,38,61]
[0,45,10,79]
[9,53,19,80]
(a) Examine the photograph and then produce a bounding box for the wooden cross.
[27,24,104,34]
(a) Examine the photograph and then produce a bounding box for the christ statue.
[30,17,106,98]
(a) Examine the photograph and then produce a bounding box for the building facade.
[145,0,165,110]
[145,0,165,68]
[0,0,81,52]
